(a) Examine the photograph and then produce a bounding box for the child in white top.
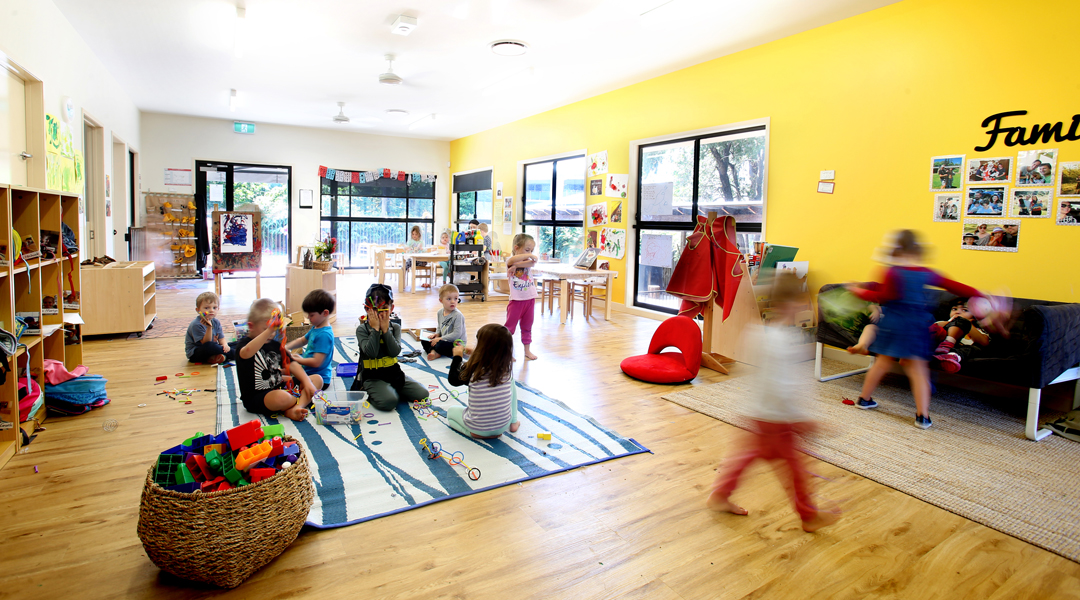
[504,233,539,360]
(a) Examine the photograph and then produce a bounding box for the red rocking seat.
[620,316,702,384]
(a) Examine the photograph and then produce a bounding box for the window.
[633,124,767,313]
[521,155,585,261]
[319,176,435,268]
[453,169,493,230]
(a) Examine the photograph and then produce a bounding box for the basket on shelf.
[135,437,314,589]
[310,259,332,271]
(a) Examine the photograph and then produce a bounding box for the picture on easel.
[211,210,263,272]
[574,247,600,270]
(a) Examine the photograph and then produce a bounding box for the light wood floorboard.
[1,272,1078,599]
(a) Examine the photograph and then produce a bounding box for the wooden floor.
[2,272,1079,599]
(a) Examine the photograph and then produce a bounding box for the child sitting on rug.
[446,323,520,439]
[706,272,839,532]
[184,291,232,364]
[351,283,428,411]
[422,284,466,361]
[285,289,336,390]
[235,298,322,421]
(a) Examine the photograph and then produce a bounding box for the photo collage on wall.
[930,147,1080,251]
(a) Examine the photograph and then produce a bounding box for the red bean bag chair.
[620,316,702,384]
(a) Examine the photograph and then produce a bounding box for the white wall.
[140,112,451,263]
[0,0,141,258]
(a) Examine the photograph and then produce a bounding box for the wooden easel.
[214,270,261,299]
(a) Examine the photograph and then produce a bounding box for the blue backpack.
[45,374,110,416]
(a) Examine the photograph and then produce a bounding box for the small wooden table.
[407,252,450,293]
[531,263,617,324]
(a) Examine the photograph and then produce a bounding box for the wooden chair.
[376,249,406,288]
[539,278,562,315]
[414,261,437,290]
[569,277,609,319]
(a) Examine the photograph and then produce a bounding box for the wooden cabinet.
[0,185,84,471]
[285,265,336,324]
[81,261,156,336]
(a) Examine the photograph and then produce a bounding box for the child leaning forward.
[445,323,520,439]
[235,298,322,421]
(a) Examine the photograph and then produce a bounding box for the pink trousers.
[505,299,535,344]
[712,420,817,521]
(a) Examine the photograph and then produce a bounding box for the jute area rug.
[663,358,1080,563]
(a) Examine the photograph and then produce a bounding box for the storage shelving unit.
[448,243,486,302]
[0,185,84,471]
[81,261,156,336]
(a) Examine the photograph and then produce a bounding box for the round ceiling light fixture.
[385,109,410,117]
[379,54,404,85]
[490,40,529,56]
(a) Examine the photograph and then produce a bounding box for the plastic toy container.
[335,362,358,378]
[313,390,369,425]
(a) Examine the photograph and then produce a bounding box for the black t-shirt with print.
[235,335,285,407]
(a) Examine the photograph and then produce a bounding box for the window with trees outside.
[319,176,435,269]
[522,155,585,261]
[455,190,493,232]
[634,124,767,313]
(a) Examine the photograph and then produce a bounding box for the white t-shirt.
[741,326,811,423]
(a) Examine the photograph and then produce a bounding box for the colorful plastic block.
[201,476,225,492]
[261,424,285,441]
[268,437,283,458]
[165,482,201,494]
[188,434,213,454]
[203,443,226,456]
[281,444,299,458]
[211,431,230,449]
[174,464,196,485]
[217,481,232,492]
[536,431,552,440]
[235,441,272,471]
[220,453,244,484]
[154,454,183,485]
[183,431,206,446]
[185,454,211,481]
[161,443,191,456]
[226,420,263,450]
[249,468,275,483]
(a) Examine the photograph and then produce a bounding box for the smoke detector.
[490,40,529,56]
[391,15,417,36]
[379,54,404,85]
[332,102,350,124]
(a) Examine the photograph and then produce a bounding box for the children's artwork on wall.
[587,151,608,177]
[600,227,625,260]
[929,155,964,191]
[610,201,623,224]
[220,213,253,253]
[587,230,598,249]
[588,202,608,226]
[640,233,673,269]
[605,174,628,198]
[590,179,603,196]
[1058,161,1080,197]
[105,174,111,198]
[966,157,1012,184]
[1057,199,1080,226]
[961,219,1019,252]
[212,210,262,272]
[1010,189,1052,218]
[1015,149,1057,186]
[965,186,1007,217]
[933,194,961,222]
[105,198,111,217]
[503,196,513,209]
[46,113,62,154]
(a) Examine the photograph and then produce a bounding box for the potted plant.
[311,236,337,271]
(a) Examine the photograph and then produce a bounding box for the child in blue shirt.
[285,289,336,390]
[184,291,232,364]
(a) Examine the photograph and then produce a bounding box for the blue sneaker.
[915,415,933,429]
[856,397,877,409]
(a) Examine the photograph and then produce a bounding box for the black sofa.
[814,283,1080,440]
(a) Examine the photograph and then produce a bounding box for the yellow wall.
[450,0,1080,305]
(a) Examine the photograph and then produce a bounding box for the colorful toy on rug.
[312,390,370,425]
[411,398,440,420]
[419,437,481,481]
[151,420,300,493]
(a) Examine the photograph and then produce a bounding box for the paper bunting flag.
[397,171,406,181]
[351,171,359,183]
[336,170,350,182]
[318,165,328,177]
[326,168,336,180]
[382,168,391,179]
[411,173,420,183]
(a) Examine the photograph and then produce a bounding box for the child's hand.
[453,344,465,357]
[430,335,441,342]
[869,305,881,323]
[290,351,303,362]
[200,313,211,325]
[221,342,231,353]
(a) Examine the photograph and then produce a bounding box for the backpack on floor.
[45,374,109,416]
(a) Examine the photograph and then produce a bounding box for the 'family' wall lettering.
[976,111,1080,152]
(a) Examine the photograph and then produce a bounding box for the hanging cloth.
[195,195,209,273]
[666,214,744,321]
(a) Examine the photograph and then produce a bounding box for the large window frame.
[629,119,769,314]
[453,167,493,232]
[319,175,436,269]
[520,152,586,261]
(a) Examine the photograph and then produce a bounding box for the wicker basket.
[136,437,314,588]
[310,259,332,271]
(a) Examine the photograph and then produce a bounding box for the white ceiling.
[52,0,898,141]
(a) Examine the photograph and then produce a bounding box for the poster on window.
[220,213,254,253]
[600,227,625,260]
[587,151,608,178]
[606,174,628,198]
[639,233,672,268]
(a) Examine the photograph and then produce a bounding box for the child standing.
[235,298,322,421]
[284,289,336,390]
[422,284,466,361]
[706,273,839,532]
[846,230,986,429]
[446,323,520,439]
[184,291,232,364]
[352,284,428,411]
[505,233,539,360]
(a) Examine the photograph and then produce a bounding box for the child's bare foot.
[509,421,520,433]
[846,344,869,355]
[283,405,309,422]
[208,354,226,364]
[524,350,538,360]
[427,351,440,361]
[802,510,841,532]
[706,492,748,515]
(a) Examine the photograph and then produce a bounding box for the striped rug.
[216,336,649,528]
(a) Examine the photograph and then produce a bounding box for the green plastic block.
[174,464,196,485]
[237,477,249,486]
[205,449,222,473]
[183,431,206,446]
[261,424,285,441]
[221,453,244,484]
[154,454,183,486]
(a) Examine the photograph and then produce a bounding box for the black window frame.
[521,154,586,260]
[455,189,493,229]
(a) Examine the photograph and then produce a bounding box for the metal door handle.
[19,152,32,160]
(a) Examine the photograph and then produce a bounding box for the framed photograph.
[962,219,1019,252]
[1058,161,1080,197]
[966,157,1012,184]
[1016,149,1057,186]
[965,186,1007,217]
[299,188,314,209]
[1057,199,1080,226]
[590,179,603,196]
[588,202,608,226]
[1009,189,1052,218]
[933,193,961,222]
[930,154,964,191]
[574,247,600,270]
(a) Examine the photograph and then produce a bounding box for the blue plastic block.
[188,434,213,453]
[165,482,201,494]
[281,444,299,457]
[161,444,191,456]
[336,362,358,378]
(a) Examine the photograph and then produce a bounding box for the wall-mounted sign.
[233,121,256,135]
[976,111,1080,152]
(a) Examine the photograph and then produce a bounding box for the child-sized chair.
[376,249,406,287]
[620,316,702,384]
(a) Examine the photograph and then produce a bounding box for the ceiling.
[52,0,898,141]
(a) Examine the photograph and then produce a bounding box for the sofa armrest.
[1021,303,1080,388]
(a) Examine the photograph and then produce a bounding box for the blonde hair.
[438,284,460,300]
[195,292,219,310]
[478,223,489,233]
[512,233,534,252]
[248,298,283,324]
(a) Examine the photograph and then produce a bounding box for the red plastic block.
[185,454,212,482]
[268,437,283,458]
[249,468,276,483]
[226,420,264,450]
[200,476,225,492]
[235,441,273,471]
[216,481,233,492]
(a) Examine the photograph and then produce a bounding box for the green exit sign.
[233,121,256,134]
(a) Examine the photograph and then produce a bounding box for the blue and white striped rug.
[216,336,649,529]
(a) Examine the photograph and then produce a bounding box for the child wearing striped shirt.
[445,323,520,439]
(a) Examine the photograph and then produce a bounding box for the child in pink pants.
[504,233,539,361]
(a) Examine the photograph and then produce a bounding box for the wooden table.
[407,252,450,293]
[531,264,617,324]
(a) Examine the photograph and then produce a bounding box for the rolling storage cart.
[448,242,486,302]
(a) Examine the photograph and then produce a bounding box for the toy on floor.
[151,420,300,493]
[419,437,481,481]
[411,398,440,419]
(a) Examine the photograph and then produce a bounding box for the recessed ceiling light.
[490,40,528,57]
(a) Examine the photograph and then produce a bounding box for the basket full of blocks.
[136,424,313,588]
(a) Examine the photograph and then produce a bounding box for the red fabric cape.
[665,214,744,321]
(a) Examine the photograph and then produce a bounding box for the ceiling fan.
[332,102,350,124]
[379,54,403,86]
